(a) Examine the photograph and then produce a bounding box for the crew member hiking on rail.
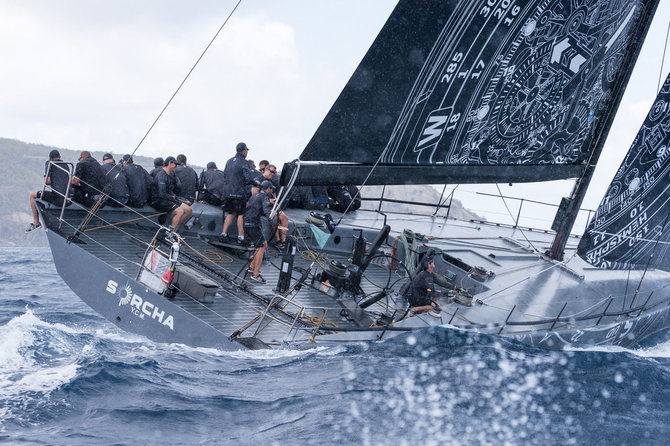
[100,153,130,207]
[123,154,152,207]
[72,150,106,208]
[150,156,192,235]
[26,149,70,232]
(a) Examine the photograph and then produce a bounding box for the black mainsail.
[578,72,670,271]
[283,0,658,186]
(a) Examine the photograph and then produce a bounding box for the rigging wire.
[495,184,538,252]
[128,0,243,160]
[657,18,670,94]
[63,2,244,236]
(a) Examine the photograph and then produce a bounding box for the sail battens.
[298,0,658,186]
[578,73,670,272]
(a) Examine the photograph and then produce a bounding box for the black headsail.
[282,0,659,186]
[578,72,670,272]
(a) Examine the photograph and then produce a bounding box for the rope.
[658,18,670,94]
[84,212,167,232]
[180,240,234,264]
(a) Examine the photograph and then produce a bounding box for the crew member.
[150,157,164,179]
[72,151,106,207]
[100,153,130,207]
[220,142,259,244]
[122,155,152,207]
[26,149,69,232]
[244,180,274,283]
[408,257,453,314]
[248,159,264,196]
[175,154,198,202]
[260,167,288,249]
[199,161,225,206]
[150,156,192,234]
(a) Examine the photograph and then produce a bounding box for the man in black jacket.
[26,149,70,232]
[175,154,198,202]
[151,156,192,232]
[72,150,106,207]
[407,257,453,314]
[150,157,164,179]
[199,161,225,206]
[220,142,260,244]
[101,153,130,207]
[244,180,274,283]
[122,155,152,207]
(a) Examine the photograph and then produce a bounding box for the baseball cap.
[236,142,249,153]
[164,156,177,165]
[122,154,133,163]
[102,153,114,161]
[260,180,274,191]
[48,149,60,159]
[206,161,217,169]
[154,157,164,166]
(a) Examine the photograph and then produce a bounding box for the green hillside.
[0,138,157,247]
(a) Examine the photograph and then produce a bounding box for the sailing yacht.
[36,0,670,350]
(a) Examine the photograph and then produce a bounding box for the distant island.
[1,137,481,247]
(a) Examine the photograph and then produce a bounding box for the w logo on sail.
[414,107,457,161]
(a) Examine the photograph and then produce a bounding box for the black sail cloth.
[286,0,659,186]
[578,72,670,272]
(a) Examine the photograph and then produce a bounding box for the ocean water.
[2,248,670,445]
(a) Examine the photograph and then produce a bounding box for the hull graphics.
[44,229,240,351]
[512,304,670,349]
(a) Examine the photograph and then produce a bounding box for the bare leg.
[236,215,244,239]
[29,191,39,225]
[222,213,236,235]
[252,244,267,277]
[278,212,288,242]
[176,204,192,228]
[411,305,434,314]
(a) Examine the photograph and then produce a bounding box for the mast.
[547,2,659,261]
[547,161,597,261]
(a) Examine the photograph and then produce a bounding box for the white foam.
[0,309,81,398]
[567,338,670,358]
[0,363,79,396]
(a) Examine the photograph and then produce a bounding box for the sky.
[2,0,670,230]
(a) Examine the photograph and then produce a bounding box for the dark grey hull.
[46,228,243,351]
[38,200,670,351]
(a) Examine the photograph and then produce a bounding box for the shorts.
[202,191,224,207]
[224,196,246,215]
[36,190,60,205]
[244,226,265,248]
[152,199,180,213]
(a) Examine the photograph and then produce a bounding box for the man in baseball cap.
[220,142,260,244]
[150,156,191,239]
